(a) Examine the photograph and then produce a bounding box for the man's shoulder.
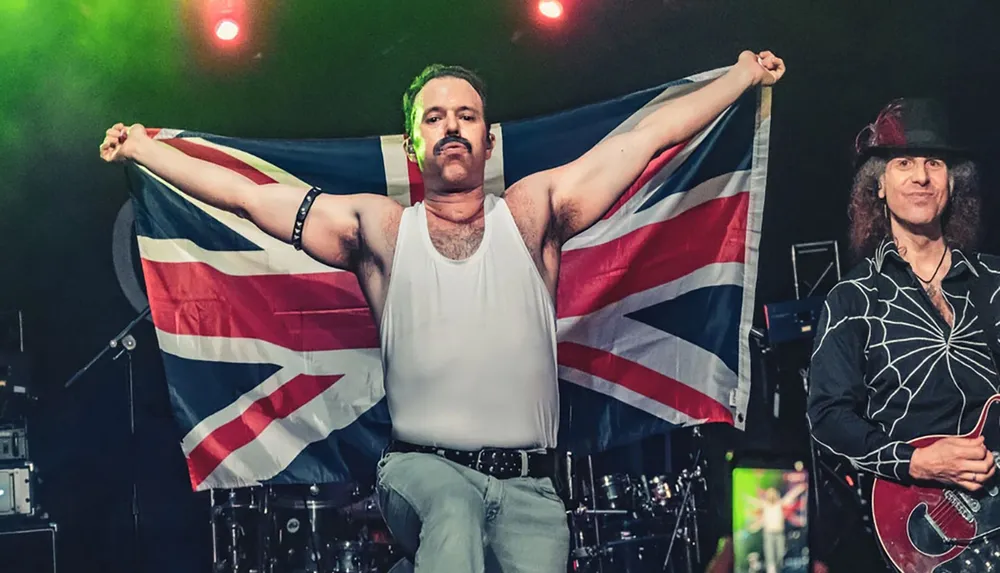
[822,258,880,312]
[503,171,554,202]
[355,192,405,210]
[352,193,406,225]
[841,257,881,281]
[973,252,1000,273]
[351,193,405,255]
[502,173,555,226]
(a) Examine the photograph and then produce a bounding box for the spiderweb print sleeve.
[980,255,1000,331]
[806,277,916,482]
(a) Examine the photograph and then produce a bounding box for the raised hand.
[737,50,786,87]
[100,122,148,163]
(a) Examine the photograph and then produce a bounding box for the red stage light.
[215,18,240,41]
[538,0,563,19]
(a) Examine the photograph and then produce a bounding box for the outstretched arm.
[546,50,784,242]
[780,483,807,506]
[100,123,372,270]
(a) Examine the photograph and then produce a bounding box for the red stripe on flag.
[186,372,343,489]
[557,193,749,319]
[602,140,689,220]
[162,138,278,185]
[141,260,379,352]
[407,159,425,204]
[558,342,734,424]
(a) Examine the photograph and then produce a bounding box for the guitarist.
[807,98,1000,527]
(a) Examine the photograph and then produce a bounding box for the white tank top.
[379,194,559,450]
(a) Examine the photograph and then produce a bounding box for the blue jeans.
[375,451,570,573]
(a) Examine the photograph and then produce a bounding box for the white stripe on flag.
[590,107,740,228]
[734,85,773,430]
[201,352,385,489]
[198,362,384,490]
[136,166,332,271]
[557,261,744,333]
[557,261,744,409]
[179,137,311,188]
[138,236,342,276]
[156,329,384,489]
[484,124,505,197]
[153,129,184,140]
[156,331,378,379]
[562,165,750,252]
[379,135,413,207]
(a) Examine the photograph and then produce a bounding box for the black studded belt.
[386,440,557,480]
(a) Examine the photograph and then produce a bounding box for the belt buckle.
[474,449,491,473]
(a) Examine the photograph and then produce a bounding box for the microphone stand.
[65,306,152,573]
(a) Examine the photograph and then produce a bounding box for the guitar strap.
[968,256,1000,380]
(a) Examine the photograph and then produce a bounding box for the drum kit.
[209,482,399,573]
[208,453,708,573]
[565,453,709,573]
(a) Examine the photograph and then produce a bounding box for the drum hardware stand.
[227,491,242,573]
[259,491,271,573]
[210,489,220,571]
[662,449,704,573]
[309,502,326,573]
[64,305,151,573]
[585,453,604,573]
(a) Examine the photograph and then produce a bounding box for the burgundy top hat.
[854,98,969,164]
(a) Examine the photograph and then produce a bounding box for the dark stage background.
[0,1,998,572]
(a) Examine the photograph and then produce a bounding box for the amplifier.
[0,520,57,573]
[0,426,28,460]
[0,351,31,398]
[763,297,825,345]
[0,462,34,516]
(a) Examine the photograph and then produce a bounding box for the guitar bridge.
[944,490,976,522]
[958,490,982,513]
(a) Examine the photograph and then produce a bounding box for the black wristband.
[291,186,323,250]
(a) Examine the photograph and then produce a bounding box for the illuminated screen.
[732,466,809,573]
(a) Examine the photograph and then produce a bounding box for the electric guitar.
[871,394,1000,572]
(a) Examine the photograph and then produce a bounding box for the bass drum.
[211,486,267,573]
[267,483,363,573]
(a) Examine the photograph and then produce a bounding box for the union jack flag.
[128,66,771,491]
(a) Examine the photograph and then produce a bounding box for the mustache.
[433,135,473,155]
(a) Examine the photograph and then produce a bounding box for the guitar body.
[872,395,1000,572]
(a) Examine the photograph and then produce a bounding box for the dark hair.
[402,64,488,138]
[847,155,982,260]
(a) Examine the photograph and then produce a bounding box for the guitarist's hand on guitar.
[909,435,996,491]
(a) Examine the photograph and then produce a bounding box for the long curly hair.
[847,155,982,261]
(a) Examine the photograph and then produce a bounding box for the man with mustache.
[100,50,785,572]
[807,99,1000,566]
